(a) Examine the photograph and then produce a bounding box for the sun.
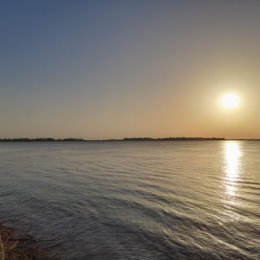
[221,93,240,109]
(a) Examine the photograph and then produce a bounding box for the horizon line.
[0,137,259,142]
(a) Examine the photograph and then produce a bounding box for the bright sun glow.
[221,93,240,109]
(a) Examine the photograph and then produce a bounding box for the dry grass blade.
[0,232,5,260]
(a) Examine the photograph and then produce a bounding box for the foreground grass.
[0,224,57,260]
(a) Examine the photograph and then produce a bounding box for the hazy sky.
[1,0,260,139]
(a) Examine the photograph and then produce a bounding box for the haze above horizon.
[1,0,260,139]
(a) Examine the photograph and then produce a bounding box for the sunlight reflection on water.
[224,141,242,197]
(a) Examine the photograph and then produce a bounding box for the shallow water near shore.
[0,141,259,259]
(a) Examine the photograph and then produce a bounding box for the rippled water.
[0,141,259,259]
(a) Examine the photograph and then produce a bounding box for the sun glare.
[221,93,240,109]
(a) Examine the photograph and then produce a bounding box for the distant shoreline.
[0,137,259,142]
[1,137,260,142]
[0,137,224,142]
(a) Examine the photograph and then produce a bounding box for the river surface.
[0,141,259,259]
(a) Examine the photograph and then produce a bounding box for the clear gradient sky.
[1,0,260,139]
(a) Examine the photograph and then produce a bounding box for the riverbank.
[0,223,57,260]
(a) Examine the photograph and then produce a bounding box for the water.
[0,141,259,260]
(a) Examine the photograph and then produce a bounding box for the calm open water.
[0,141,259,260]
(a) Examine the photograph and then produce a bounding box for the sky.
[1,0,260,139]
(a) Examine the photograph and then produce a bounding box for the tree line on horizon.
[0,137,226,142]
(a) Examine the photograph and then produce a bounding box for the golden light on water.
[224,142,242,197]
